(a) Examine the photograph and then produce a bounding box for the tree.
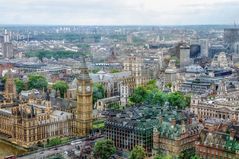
[162,155,173,159]
[179,150,196,159]
[52,80,69,98]
[26,50,90,60]
[129,145,146,159]
[129,81,190,109]
[108,103,121,110]
[190,155,201,159]
[15,78,25,93]
[145,80,158,91]
[154,155,163,159]
[48,154,65,159]
[93,83,105,104]
[185,95,191,108]
[110,69,120,73]
[149,90,167,106]
[1,76,7,85]
[129,86,147,104]
[154,155,173,159]
[92,68,100,73]
[165,82,172,88]
[28,74,48,91]
[46,137,62,147]
[93,139,116,159]
[37,51,47,62]
[167,92,188,109]
[129,80,157,105]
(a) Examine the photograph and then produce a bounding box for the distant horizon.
[0,24,237,27]
[1,0,239,26]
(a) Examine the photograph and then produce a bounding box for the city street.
[18,144,73,159]
[17,136,104,159]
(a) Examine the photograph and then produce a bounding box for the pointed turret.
[77,58,91,81]
[4,69,17,100]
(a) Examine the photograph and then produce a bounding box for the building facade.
[0,86,73,148]
[196,126,239,159]
[180,45,191,68]
[211,52,232,68]
[153,112,200,157]
[179,75,219,95]
[2,29,14,59]
[0,60,93,147]
[165,59,177,83]
[224,28,239,53]
[123,55,150,87]
[191,92,239,122]
[105,104,200,157]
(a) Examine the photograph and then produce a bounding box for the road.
[17,144,73,159]
[17,136,104,159]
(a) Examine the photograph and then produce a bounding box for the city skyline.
[0,0,239,25]
[1,4,239,158]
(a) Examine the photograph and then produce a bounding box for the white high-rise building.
[165,59,177,83]
[3,43,14,58]
[2,29,14,58]
[4,29,10,43]
[180,45,191,68]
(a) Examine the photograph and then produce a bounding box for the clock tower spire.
[75,58,93,137]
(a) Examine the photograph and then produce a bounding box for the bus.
[70,140,82,146]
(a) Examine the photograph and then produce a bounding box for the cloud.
[0,0,238,25]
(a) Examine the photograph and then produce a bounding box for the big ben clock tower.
[75,58,93,137]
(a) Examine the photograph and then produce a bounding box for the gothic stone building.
[0,59,93,147]
[0,100,73,147]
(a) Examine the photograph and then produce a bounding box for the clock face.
[78,86,82,92]
[86,86,91,92]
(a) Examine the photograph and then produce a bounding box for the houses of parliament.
[0,60,93,147]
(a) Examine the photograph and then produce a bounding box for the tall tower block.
[75,58,93,137]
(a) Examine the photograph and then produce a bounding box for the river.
[0,140,26,158]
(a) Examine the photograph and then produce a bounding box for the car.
[54,148,58,150]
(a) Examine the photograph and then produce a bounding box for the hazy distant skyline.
[0,0,239,25]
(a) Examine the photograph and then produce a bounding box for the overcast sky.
[0,0,238,25]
